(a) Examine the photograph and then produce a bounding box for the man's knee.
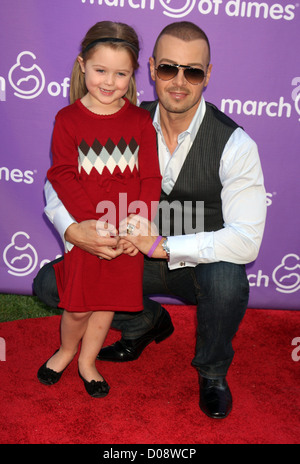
[195,262,249,303]
[33,257,62,308]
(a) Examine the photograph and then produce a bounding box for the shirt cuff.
[167,232,218,269]
[52,206,76,252]
[167,234,199,269]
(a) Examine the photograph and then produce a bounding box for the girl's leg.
[46,310,91,372]
[78,311,114,382]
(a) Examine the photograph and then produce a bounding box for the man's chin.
[159,99,197,115]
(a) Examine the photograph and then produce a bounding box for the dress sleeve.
[47,113,100,223]
[129,111,162,221]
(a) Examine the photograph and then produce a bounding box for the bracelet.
[147,235,162,258]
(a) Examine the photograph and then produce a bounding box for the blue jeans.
[33,257,249,378]
[111,258,249,377]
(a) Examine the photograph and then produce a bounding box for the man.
[34,22,266,419]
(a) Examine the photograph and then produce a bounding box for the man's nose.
[172,68,187,86]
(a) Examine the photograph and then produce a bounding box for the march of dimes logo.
[2,231,61,277]
[3,232,38,277]
[8,51,46,100]
[0,51,70,102]
[81,0,298,21]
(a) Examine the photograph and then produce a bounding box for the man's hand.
[65,220,123,260]
[119,215,167,259]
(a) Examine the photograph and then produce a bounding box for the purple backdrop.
[1,0,299,309]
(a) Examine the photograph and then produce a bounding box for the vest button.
[179,261,185,267]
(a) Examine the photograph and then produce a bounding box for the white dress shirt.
[44,97,266,269]
[155,95,204,196]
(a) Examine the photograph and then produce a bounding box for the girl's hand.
[96,220,125,259]
[119,239,139,257]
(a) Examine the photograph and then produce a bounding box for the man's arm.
[167,128,266,269]
[44,180,76,251]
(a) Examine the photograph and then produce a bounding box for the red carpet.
[0,305,299,445]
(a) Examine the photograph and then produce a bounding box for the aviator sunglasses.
[155,63,207,85]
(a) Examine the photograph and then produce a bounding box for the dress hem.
[58,303,144,313]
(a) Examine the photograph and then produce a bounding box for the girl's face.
[78,45,134,113]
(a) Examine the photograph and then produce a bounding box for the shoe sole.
[200,404,232,419]
[37,377,58,386]
[89,391,110,398]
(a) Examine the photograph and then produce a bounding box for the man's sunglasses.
[155,63,207,85]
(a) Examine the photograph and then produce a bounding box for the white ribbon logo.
[3,231,38,277]
[272,253,300,294]
[8,51,45,99]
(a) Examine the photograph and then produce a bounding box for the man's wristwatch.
[162,237,170,261]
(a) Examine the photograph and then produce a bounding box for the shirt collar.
[153,96,206,142]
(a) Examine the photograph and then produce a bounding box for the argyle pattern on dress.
[78,137,139,175]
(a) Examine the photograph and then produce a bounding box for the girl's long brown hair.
[70,21,140,105]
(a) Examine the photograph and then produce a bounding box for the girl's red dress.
[47,98,161,312]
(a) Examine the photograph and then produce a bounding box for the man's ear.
[149,57,156,82]
[204,63,212,88]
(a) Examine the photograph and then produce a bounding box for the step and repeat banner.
[0,0,299,309]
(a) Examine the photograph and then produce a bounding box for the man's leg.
[33,257,63,308]
[191,262,249,377]
[190,261,249,418]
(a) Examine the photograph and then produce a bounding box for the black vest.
[140,100,240,236]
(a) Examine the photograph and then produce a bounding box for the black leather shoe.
[199,375,232,419]
[97,307,174,362]
[37,350,65,386]
[78,370,110,398]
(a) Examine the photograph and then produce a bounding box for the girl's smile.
[78,45,134,114]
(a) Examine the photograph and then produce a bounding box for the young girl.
[37,21,162,397]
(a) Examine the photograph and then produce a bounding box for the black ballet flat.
[37,350,66,386]
[78,370,110,398]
